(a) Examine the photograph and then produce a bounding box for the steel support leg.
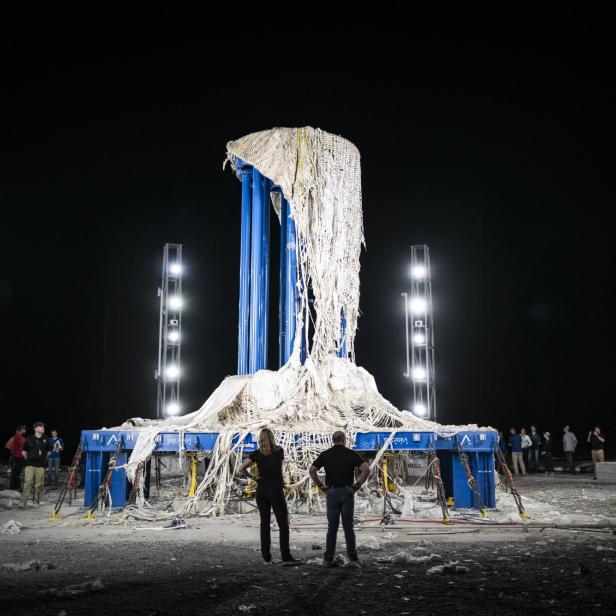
[260,177,271,369]
[249,168,264,373]
[238,169,252,375]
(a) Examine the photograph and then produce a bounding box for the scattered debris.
[2,560,56,572]
[238,605,256,612]
[357,536,381,550]
[1,520,22,535]
[38,579,105,597]
[311,544,322,550]
[377,551,442,565]
[0,490,21,508]
[426,561,469,575]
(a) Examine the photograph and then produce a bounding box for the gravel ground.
[1,472,615,615]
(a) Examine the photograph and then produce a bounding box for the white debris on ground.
[1,519,22,534]
[2,560,55,572]
[37,579,105,597]
[0,490,21,509]
[426,561,469,575]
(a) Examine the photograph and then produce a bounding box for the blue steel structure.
[80,158,497,513]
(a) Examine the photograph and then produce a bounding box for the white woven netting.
[112,127,490,516]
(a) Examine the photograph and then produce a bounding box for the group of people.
[4,423,64,507]
[238,428,370,567]
[498,424,606,479]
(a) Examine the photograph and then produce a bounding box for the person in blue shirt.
[47,430,64,485]
[508,428,526,476]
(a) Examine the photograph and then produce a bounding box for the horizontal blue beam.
[81,430,497,453]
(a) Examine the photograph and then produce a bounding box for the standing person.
[563,425,578,474]
[540,432,554,475]
[587,427,606,480]
[47,430,64,485]
[19,422,49,508]
[6,425,27,490]
[520,428,532,471]
[508,428,526,475]
[309,431,370,568]
[237,428,301,566]
[529,426,542,473]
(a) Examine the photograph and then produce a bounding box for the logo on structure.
[106,434,118,446]
[460,434,471,447]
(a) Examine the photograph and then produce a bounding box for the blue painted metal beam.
[278,194,288,367]
[237,168,252,375]
[260,177,271,369]
[338,310,347,358]
[249,168,264,373]
[279,197,297,367]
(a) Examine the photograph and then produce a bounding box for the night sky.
[2,11,614,456]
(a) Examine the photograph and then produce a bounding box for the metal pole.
[260,177,271,370]
[249,168,263,374]
[238,169,252,375]
[278,194,288,368]
[401,292,409,378]
[338,310,347,358]
[285,204,298,364]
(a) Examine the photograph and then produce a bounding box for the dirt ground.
[1,474,615,616]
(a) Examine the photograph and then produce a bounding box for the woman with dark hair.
[238,428,301,565]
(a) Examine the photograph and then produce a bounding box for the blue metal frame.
[81,429,497,510]
[338,310,347,358]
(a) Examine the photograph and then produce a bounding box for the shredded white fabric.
[110,127,490,515]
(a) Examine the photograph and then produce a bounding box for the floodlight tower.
[155,243,183,418]
[403,244,436,420]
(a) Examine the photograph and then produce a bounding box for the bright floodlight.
[168,296,183,310]
[169,263,182,276]
[414,403,427,416]
[165,365,180,379]
[412,265,426,279]
[168,330,180,343]
[413,333,425,345]
[412,366,426,381]
[166,402,180,415]
[410,297,427,314]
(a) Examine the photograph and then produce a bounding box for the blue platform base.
[80,429,497,511]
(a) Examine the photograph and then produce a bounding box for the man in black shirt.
[587,427,606,480]
[19,422,49,508]
[309,431,370,567]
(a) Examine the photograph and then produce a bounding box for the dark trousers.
[325,486,358,561]
[528,448,539,472]
[543,453,554,473]
[256,480,291,561]
[564,451,575,473]
[10,457,25,490]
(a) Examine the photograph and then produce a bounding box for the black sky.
[2,10,615,454]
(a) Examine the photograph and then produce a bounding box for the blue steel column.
[338,310,347,358]
[260,178,271,369]
[284,199,297,364]
[237,168,252,375]
[278,193,288,367]
[249,168,264,373]
[278,197,298,366]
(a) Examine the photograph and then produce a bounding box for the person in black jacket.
[19,422,50,508]
[540,431,554,475]
[238,428,301,566]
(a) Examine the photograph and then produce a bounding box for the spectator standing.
[540,432,554,475]
[19,422,49,508]
[520,428,532,471]
[47,429,64,485]
[587,427,606,480]
[529,426,542,473]
[5,425,27,490]
[563,425,578,474]
[508,428,526,475]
